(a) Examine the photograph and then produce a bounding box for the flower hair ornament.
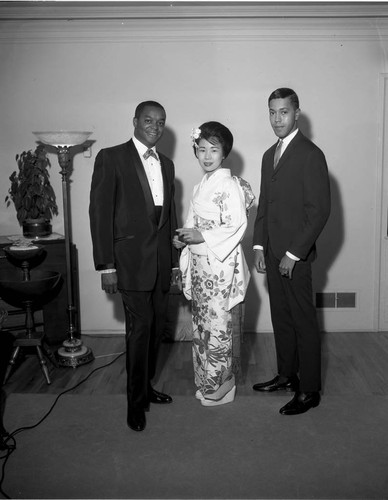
[190,127,201,147]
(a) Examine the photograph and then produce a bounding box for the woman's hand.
[176,228,205,245]
[173,235,186,249]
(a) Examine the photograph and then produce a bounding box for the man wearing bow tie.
[90,101,178,431]
[252,88,331,415]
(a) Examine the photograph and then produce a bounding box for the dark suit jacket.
[89,139,177,292]
[253,131,331,261]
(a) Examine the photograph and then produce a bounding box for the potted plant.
[5,144,59,238]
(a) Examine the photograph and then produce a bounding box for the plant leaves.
[5,145,59,224]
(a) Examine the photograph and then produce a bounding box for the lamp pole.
[33,132,94,367]
[57,147,79,341]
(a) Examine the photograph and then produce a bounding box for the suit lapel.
[158,154,170,229]
[273,131,303,173]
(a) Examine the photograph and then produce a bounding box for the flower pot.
[22,219,52,239]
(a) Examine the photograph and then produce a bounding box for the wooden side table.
[0,234,80,345]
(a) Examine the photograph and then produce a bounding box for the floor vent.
[316,292,356,309]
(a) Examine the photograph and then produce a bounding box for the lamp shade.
[33,131,92,147]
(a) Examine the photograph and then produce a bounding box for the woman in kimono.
[174,122,254,406]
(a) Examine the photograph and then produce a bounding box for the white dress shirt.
[133,136,164,206]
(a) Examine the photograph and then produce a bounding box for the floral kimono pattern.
[180,168,254,400]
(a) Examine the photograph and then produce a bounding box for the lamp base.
[56,338,94,368]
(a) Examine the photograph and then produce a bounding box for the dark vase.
[22,219,52,239]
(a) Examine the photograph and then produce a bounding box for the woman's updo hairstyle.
[192,121,234,159]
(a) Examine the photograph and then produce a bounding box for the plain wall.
[1,2,388,334]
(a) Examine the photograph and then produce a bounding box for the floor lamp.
[33,131,94,367]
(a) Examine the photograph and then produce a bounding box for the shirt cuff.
[253,245,263,250]
[98,269,117,274]
[286,251,300,261]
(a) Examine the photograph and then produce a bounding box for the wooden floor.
[3,331,388,398]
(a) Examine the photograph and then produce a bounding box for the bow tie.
[143,149,158,161]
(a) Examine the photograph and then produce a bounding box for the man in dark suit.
[252,88,331,415]
[89,101,178,431]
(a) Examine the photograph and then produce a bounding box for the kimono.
[180,168,254,401]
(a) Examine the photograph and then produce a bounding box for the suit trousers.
[121,271,169,411]
[265,244,321,393]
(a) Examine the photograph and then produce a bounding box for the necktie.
[273,139,283,168]
[143,149,158,161]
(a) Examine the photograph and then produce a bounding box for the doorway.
[377,73,388,331]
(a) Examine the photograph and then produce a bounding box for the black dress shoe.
[149,388,173,404]
[127,409,146,431]
[252,375,299,392]
[279,391,320,415]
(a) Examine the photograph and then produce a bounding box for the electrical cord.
[0,350,125,499]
